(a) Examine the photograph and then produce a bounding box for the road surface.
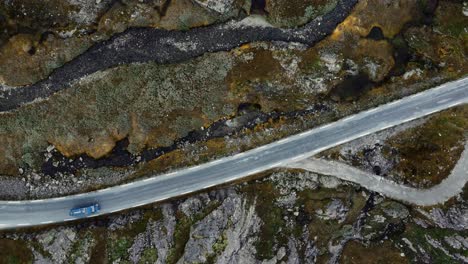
[286,140,468,206]
[0,77,467,230]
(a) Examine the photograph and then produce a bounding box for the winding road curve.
[0,77,467,230]
[0,0,357,112]
[286,140,468,206]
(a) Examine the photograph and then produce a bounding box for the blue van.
[69,203,100,217]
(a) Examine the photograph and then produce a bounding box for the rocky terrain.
[0,0,467,263]
[321,106,468,188]
[1,167,467,263]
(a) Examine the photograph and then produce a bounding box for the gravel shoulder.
[286,141,468,206]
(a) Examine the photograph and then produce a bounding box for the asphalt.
[0,0,357,112]
[0,77,467,230]
[287,140,468,206]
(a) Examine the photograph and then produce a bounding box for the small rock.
[276,247,286,260]
[46,145,55,153]
[32,173,41,181]
[382,202,409,219]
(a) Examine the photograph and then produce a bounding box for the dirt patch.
[0,239,33,264]
[340,240,408,264]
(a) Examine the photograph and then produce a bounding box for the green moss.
[299,51,324,74]
[29,240,51,259]
[68,231,95,263]
[166,201,221,264]
[166,214,192,264]
[296,186,364,252]
[206,231,229,264]
[103,208,164,263]
[109,238,131,262]
[402,224,468,263]
[212,233,228,254]
[434,1,468,38]
[265,0,338,28]
[139,248,158,264]
[343,191,367,225]
[255,204,285,259]
[243,181,287,259]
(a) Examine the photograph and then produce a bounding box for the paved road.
[0,77,467,230]
[286,140,468,206]
[0,0,357,112]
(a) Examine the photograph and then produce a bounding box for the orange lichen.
[331,0,420,39]
[135,149,186,178]
[50,131,127,159]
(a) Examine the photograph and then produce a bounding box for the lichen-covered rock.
[0,33,93,86]
[0,51,236,173]
[265,0,338,28]
[179,191,261,263]
[152,204,177,263]
[315,199,349,223]
[194,0,247,14]
[330,0,422,39]
[37,227,77,264]
[381,201,409,220]
[417,205,468,231]
[0,1,466,263]
[0,0,246,86]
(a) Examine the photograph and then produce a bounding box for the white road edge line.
[269,162,283,168]
[1,77,467,229]
[341,115,355,122]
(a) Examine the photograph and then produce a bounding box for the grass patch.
[243,181,287,260]
[297,186,365,251]
[340,240,408,264]
[139,248,158,264]
[109,238,131,263]
[0,239,33,264]
[387,106,468,187]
